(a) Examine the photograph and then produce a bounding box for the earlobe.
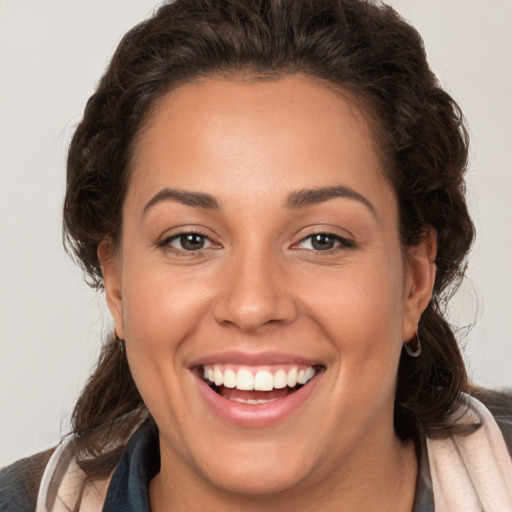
[402,228,437,341]
[98,239,125,339]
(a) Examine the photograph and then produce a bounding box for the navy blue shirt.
[103,420,160,511]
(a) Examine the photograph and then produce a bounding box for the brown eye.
[180,234,206,250]
[310,234,336,250]
[163,233,211,251]
[296,233,355,252]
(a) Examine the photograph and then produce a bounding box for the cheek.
[297,254,405,391]
[118,271,197,432]
[298,255,405,338]
[117,257,219,406]
[120,260,208,339]
[118,267,192,386]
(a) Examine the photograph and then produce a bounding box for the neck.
[150,433,418,512]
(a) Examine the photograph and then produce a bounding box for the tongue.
[219,386,294,401]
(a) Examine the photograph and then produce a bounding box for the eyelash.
[294,232,356,253]
[157,230,218,254]
[157,230,355,254]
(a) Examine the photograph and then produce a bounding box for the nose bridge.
[213,242,297,331]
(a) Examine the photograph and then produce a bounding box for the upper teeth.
[202,365,316,391]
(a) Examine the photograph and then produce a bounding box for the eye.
[296,233,354,251]
[160,232,215,252]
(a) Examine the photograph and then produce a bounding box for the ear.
[402,228,437,342]
[98,238,125,340]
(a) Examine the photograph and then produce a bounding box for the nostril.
[212,294,299,333]
[211,261,299,331]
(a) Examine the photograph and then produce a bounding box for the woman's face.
[101,74,434,498]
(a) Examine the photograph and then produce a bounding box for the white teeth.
[273,369,287,389]
[203,364,317,391]
[254,370,274,391]
[223,369,236,388]
[214,365,223,386]
[228,397,278,404]
[236,368,254,390]
[287,367,298,387]
[297,368,315,385]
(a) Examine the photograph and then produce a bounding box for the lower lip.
[194,371,322,428]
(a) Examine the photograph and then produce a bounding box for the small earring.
[404,332,422,357]
[115,330,125,352]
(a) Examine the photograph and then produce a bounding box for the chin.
[159,419,321,499]
[199,451,312,497]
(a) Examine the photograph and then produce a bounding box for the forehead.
[128,74,394,215]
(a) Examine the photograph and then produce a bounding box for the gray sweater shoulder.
[0,449,54,512]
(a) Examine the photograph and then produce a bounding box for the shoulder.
[471,387,512,456]
[0,449,54,512]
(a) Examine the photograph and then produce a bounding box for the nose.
[212,249,299,333]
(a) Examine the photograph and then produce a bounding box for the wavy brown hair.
[64,0,474,479]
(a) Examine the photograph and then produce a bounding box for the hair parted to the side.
[63,0,474,479]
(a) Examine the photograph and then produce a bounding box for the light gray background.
[1,0,511,467]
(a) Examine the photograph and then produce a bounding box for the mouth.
[192,361,325,427]
[201,364,321,404]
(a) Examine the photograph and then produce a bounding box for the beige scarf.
[427,394,512,511]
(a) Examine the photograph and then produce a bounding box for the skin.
[99,74,436,511]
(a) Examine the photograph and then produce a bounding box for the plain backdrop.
[1,0,511,467]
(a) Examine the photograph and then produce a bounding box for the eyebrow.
[143,188,221,214]
[286,185,376,216]
[143,184,375,216]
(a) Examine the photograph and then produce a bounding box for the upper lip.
[188,350,323,368]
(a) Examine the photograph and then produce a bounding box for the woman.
[1,0,511,510]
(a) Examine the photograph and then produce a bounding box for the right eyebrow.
[143,188,221,215]
[286,185,376,217]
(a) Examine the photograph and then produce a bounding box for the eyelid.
[157,227,221,252]
[155,225,355,254]
[291,228,356,252]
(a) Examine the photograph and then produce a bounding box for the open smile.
[192,360,325,427]
[203,364,318,402]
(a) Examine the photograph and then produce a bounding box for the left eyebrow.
[143,188,221,215]
[286,185,376,217]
